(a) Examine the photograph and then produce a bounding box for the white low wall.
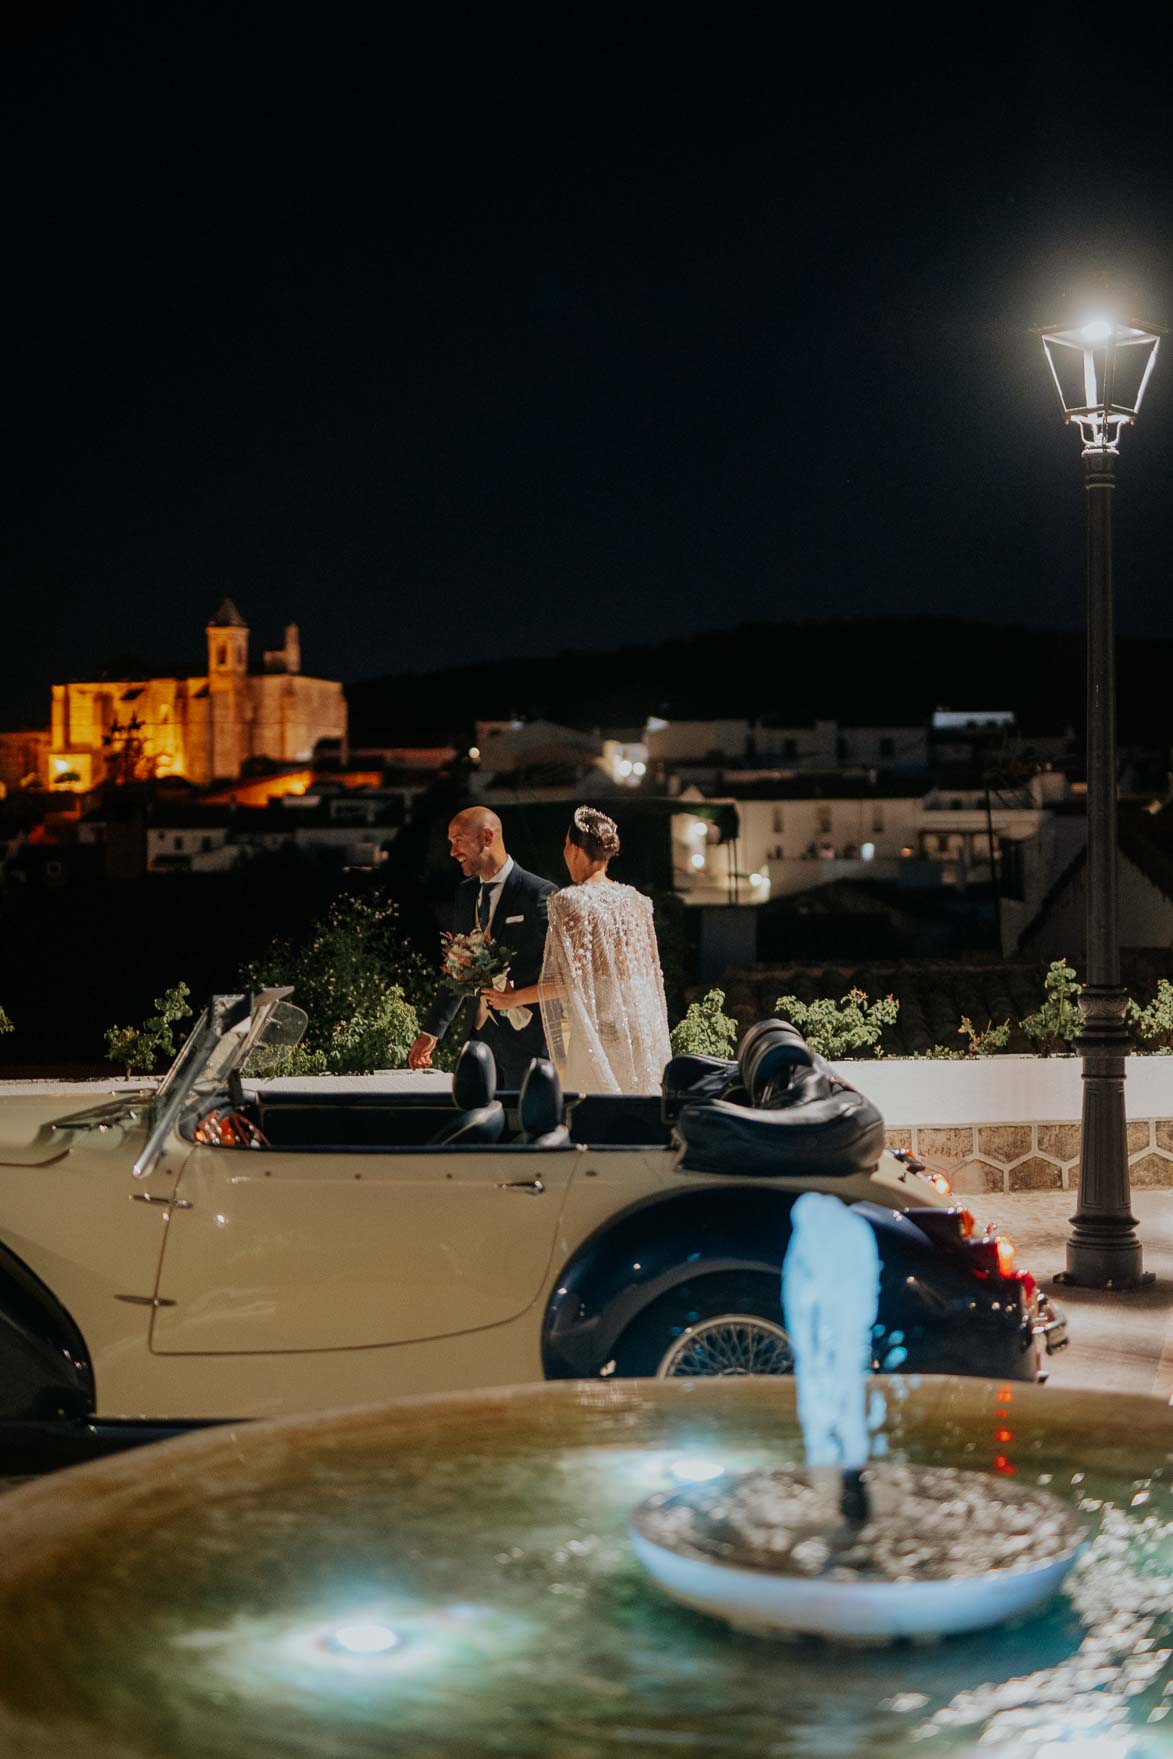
[834,1054,1173,1125]
[835,1055,1173,1194]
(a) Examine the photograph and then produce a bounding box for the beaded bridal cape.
[539,881,672,1096]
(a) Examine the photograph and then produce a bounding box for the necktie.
[477,883,496,932]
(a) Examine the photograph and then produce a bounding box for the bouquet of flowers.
[439,929,531,1031]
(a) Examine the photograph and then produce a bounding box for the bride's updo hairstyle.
[568,805,621,862]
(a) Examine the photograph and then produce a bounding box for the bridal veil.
[539,882,672,1095]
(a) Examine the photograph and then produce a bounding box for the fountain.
[0,1375,1169,1755]
[630,1193,1087,1639]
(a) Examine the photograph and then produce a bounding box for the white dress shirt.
[478,855,514,936]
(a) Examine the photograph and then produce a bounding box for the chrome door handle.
[497,1178,545,1195]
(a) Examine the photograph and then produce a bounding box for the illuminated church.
[49,600,348,789]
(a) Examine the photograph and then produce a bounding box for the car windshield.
[195,997,309,1096]
[133,990,307,1179]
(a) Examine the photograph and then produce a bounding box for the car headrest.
[519,1059,562,1138]
[453,1039,497,1109]
[737,1018,814,1107]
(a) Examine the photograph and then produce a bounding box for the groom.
[409,806,557,1090]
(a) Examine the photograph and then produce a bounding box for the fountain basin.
[0,1376,1169,1758]
[632,1464,1086,1640]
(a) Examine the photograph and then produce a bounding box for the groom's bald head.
[447,806,507,877]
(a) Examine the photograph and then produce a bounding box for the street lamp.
[1039,314,1165,1288]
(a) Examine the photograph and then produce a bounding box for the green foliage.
[0,1005,12,1036]
[1020,959,1082,1055]
[243,1044,330,1079]
[773,987,900,1060]
[1127,978,1173,1055]
[241,894,428,1074]
[326,987,422,1074]
[104,982,192,1076]
[670,988,738,1058]
[957,1016,1012,1057]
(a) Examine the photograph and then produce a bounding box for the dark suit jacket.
[422,862,557,1056]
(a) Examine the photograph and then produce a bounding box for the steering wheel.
[194,1108,270,1149]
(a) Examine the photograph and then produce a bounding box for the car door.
[149,1141,582,1354]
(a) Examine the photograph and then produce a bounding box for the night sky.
[6,4,1173,724]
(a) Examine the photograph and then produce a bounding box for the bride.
[481,806,672,1095]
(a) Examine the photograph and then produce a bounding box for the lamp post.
[1039,316,1165,1288]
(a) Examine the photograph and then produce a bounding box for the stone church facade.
[49,600,347,789]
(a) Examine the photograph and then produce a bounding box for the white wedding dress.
[539,880,672,1095]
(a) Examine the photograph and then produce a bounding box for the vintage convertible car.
[0,991,1065,1471]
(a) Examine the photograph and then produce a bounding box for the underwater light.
[669,1456,726,1484]
[327,1622,400,1656]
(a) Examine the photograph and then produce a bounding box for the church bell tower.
[206,597,250,779]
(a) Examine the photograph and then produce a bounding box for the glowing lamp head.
[1038,314,1165,453]
[690,851,706,870]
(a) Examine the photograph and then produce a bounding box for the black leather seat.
[429,1041,505,1145]
[517,1059,570,1147]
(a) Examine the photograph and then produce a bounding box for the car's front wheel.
[610,1273,793,1379]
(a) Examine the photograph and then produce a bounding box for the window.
[783,738,798,760]
[872,806,885,833]
[816,806,832,834]
[174,836,184,850]
[202,836,213,852]
[217,643,227,667]
[879,736,895,759]
[836,735,848,761]
[772,806,784,834]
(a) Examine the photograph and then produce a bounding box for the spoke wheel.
[656,1313,793,1379]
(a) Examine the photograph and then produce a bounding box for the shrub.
[957,1016,1011,1057]
[326,987,422,1074]
[0,1005,12,1037]
[773,987,900,1059]
[670,988,738,1058]
[243,1044,330,1079]
[1128,977,1173,1054]
[1020,959,1082,1055]
[104,983,193,1076]
[242,895,427,1073]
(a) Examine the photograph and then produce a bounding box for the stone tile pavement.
[972,1188,1173,1402]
